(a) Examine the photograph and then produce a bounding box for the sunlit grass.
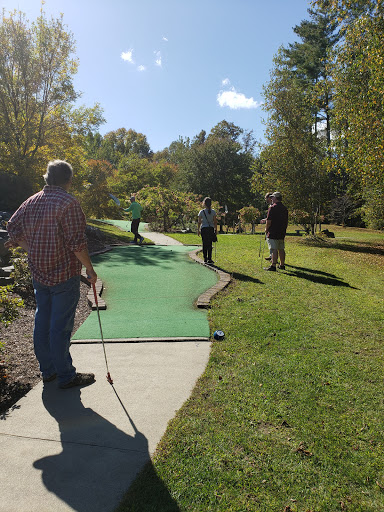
[116,226,384,512]
[87,219,153,245]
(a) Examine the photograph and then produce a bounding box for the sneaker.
[43,373,57,383]
[207,260,214,265]
[278,264,286,270]
[264,265,276,271]
[60,373,95,389]
[139,236,144,245]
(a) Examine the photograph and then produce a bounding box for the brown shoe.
[60,373,95,389]
[264,265,277,271]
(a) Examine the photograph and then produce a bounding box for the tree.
[101,128,152,163]
[312,0,381,27]
[313,0,384,227]
[260,50,329,233]
[258,9,339,233]
[136,186,200,232]
[176,121,256,210]
[238,206,261,234]
[283,9,339,145]
[0,9,104,206]
[79,160,119,218]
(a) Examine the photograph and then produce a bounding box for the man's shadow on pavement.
[33,384,180,512]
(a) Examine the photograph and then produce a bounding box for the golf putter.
[260,236,267,269]
[92,282,113,385]
[108,193,120,206]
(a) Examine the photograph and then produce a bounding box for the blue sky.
[2,0,312,152]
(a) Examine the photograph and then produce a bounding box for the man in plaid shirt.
[6,160,97,389]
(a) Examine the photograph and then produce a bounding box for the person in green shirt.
[122,196,144,245]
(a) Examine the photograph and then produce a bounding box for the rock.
[0,276,13,285]
[0,265,14,277]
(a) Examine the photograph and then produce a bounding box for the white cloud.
[217,88,262,110]
[162,36,168,42]
[154,51,162,67]
[137,65,146,72]
[121,49,135,63]
[222,78,231,86]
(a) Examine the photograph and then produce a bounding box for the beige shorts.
[267,238,285,251]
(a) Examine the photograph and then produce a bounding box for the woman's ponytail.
[204,197,212,214]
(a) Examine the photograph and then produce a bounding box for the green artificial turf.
[72,245,218,340]
[98,219,145,232]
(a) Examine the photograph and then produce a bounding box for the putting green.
[72,245,217,340]
[99,219,149,232]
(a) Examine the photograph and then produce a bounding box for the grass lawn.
[87,219,153,244]
[116,225,384,512]
[87,219,135,244]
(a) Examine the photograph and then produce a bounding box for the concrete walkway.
[143,231,184,245]
[0,233,221,512]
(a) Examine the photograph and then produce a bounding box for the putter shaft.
[92,283,113,384]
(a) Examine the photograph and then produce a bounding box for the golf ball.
[213,330,225,341]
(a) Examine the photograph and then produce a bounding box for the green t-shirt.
[124,202,143,219]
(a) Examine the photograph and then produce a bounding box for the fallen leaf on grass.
[377,480,384,490]
[296,442,313,456]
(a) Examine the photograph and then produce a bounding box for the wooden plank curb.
[188,248,231,308]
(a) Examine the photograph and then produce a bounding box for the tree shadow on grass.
[300,238,384,257]
[284,265,358,289]
[329,240,384,256]
[93,245,194,270]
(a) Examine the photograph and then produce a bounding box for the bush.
[363,186,384,230]
[10,248,34,296]
[0,285,24,327]
[238,206,260,234]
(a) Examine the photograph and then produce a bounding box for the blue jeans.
[33,275,80,386]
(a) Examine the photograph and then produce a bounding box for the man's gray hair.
[44,160,73,186]
[272,191,282,201]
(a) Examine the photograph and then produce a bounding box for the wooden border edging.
[80,246,113,310]
[71,336,210,344]
[188,248,231,308]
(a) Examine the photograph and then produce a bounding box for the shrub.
[10,248,34,296]
[0,285,24,327]
[239,206,261,234]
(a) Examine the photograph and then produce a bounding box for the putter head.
[109,193,120,206]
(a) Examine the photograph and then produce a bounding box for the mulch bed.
[0,232,114,416]
[0,281,92,416]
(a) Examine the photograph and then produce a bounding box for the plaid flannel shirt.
[7,186,87,286]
